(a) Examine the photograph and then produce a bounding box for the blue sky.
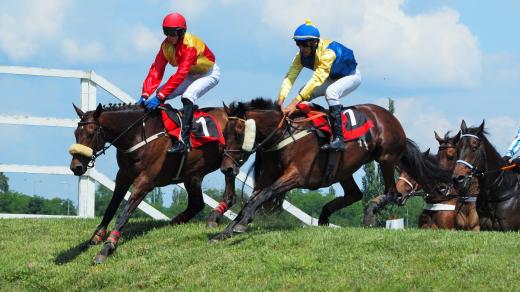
[1,0,520,207]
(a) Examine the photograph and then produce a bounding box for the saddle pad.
[296,102,374,141]
[160,105,225,148]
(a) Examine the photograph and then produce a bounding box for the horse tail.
[398,138,452,185]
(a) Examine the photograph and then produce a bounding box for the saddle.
[296,102,374,143]
[160,104,225,148]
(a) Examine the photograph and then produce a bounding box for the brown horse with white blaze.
[211,98,449,241]
[69,103,235,263]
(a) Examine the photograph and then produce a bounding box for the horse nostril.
[72,165,84,175]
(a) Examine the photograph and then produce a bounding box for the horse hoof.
[93,254,108,265]
[233,224,248,233]
[207,221,218,228]
[209,233,228,244]
[363,215,375,227]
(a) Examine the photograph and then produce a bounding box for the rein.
[85,111,150,168]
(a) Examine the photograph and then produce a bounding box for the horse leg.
[171,176,205,225]
[363,159,399,226]
[210,170,299,242]
[318,176,363,225]
[94,180,152,264]
[207,174,236,228]
[89,170,131,245]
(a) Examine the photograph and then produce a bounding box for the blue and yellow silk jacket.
[278,39,357,102]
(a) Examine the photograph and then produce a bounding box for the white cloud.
[0,0,70,60]
[132,25,163,54]
[373,97,455,151]
[261,0,482,89]
[170,0,213,18]
[61,39,106,63]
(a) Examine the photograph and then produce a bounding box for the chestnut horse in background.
[211,98,450,241]
[453,120,520,231]
[69,104,235,263]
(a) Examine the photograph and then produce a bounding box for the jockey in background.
[278,19,361,152]
[139,12,220,153]
[503,128,520,164]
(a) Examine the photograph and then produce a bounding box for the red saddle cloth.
[160,106,225,148]
[296,102,374,141]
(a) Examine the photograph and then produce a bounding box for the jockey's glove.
[145,95,161,110]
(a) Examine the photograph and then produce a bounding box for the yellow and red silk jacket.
[278,38,357,103]
[142,32,215,99]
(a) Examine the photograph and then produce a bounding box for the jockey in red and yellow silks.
[141,32,216,100]
[278,19,361,152]
[140,12,220,153]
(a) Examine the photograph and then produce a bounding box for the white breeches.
[161,63,220,103]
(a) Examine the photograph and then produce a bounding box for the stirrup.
[321,139,345,151]
[168,140,189,154]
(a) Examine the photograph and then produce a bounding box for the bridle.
[398,176,420,197]
[223,115,290,168]
[72,111,150,168]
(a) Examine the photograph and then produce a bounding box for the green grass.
[1,219,519,291]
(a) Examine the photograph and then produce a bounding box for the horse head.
[69,103,105,176]
[220,98,283,177]
[435,130,461,170]
[452,120,485,195]
[220,102,255,176]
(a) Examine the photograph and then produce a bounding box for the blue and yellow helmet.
[293,19,320,41]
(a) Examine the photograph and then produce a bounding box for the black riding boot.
[168,98,194,153]
[321,105,345,151]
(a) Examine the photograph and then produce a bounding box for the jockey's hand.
[137,96,146,106]
[512,157,520,166]
[277,99,284,109]
[503,155,512,164]
[145,95,161,110]
[282,98,300,116]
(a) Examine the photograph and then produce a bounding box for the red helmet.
[162,13,186,30]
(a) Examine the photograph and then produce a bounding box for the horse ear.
[453,130,461,143]
[434,131,443,143]
[93,103,103,119]
[422,148,431,157]
[461,120,467,132]
[478,120,485,133]
[223,102,230,115]
[73,103,84,119]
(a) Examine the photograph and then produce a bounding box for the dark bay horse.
[396,147,458,229]
[211,98,449,241]
[69,103,235,263]
[453,120,520,231]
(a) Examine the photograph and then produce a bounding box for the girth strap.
[265,129,313,152]
[120,132,166,153]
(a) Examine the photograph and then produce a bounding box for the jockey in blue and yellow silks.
[278,19,361,152]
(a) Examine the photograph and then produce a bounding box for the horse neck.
[206,107,227,129]
[99,110,159,147]
[247,110,283,140]
[480,135,508,193]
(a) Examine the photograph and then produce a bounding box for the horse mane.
[443,131,453,140]
[227,97,279,117]
[399,139,453,186]
[101,103,143,112]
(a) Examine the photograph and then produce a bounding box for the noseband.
[223,115,288,168]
